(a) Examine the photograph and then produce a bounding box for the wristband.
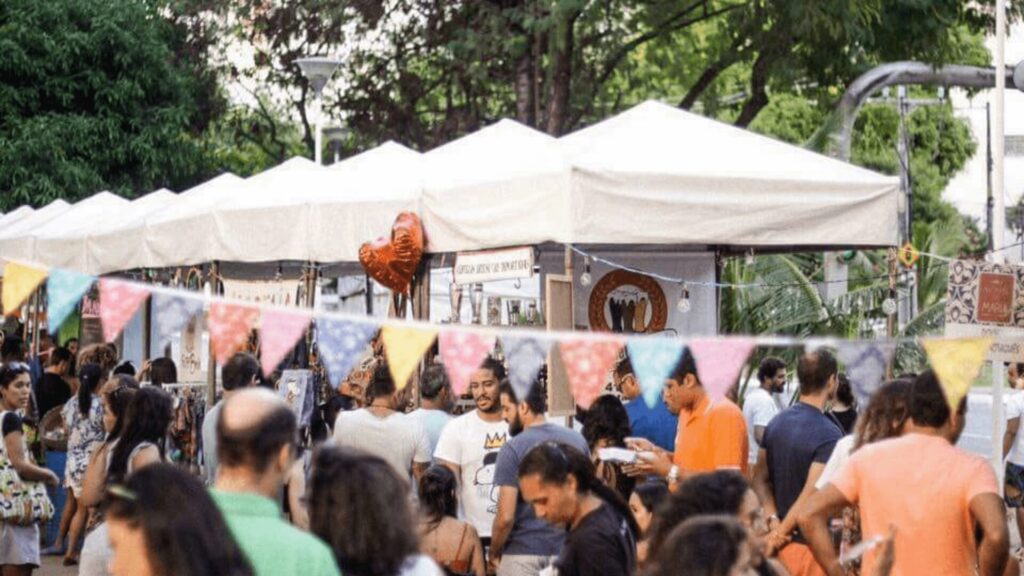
[667,465,680,484]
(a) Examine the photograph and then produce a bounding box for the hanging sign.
[945,259,1024,361]
[222,278,302,307]
[453,246,535,285]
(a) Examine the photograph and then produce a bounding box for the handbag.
[0,411,55,526]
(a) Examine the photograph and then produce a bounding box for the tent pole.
[564,245,575,428]
[206,262,219,408]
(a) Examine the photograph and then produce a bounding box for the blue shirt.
[493,422,590,556]
[763,402,842,540]
[624,398,678,452]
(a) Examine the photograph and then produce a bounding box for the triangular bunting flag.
[47,269,95,332]
[559,337,623,409]
[836,341,897,406]
[500,335,551,401]
[208,302,260,366]
[317,318,378,387]
[688,338,755,402]
[381,325,438,390]
[152,293,204,349]
[2,262,48,314]
[627,337,684,409]
[260,310,311,377]
[99,279,151,342]
[922,337,992,410]
[439,330,496,396]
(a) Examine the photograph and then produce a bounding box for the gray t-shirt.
[333,409,432,484]
[493,422,590,556]
[202,400,223,485]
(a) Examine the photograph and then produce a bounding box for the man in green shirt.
[210,388,339,576]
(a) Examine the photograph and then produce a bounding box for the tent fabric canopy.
[2,100,899,275]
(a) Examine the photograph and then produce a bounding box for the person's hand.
[624,450,674,478]
[872,526,896,576]
[487,555,500,575]
[44,469,60,487]
[624,437,656,452]
[764,528,790,556]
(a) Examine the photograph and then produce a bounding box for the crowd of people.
[0,328,1020,576]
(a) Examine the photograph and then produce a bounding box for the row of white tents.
[0,100,900,276]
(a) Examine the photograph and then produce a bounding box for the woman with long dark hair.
[0,363,60,576]
[45,364,105,559]
[79,381,171,576]
[309,446,443,576]
[630,479,669,566]
[104,463,253,576]
[581,395,635,501]
[417,465,485,575]
[516,442,638,576]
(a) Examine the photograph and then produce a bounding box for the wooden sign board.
[945,259,1024,361]
[546,274,575,417]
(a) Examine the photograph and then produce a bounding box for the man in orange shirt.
[798,370,1008,576]
[625,349,748,488]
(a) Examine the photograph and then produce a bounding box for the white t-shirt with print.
[743,387,781,465]
[433,411,509,537]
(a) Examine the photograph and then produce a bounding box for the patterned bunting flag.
[47,269,95,332]
[2,262,48,314]
[836,341,897,406]
[208,302,260,366]
[317,318,378,387]
[500,335,551,401]
[688,338,755,402]
[439,330,496,396]
[922,337,992,410]
[381,325,438,390]
[152,293,204,349]
[627,337,684,409]
[99,279,151,342]
[559,337,623,409]
[260,310,312,377]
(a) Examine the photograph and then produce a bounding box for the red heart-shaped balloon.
[359,212,425,294]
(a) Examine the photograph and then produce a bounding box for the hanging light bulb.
[745,248,755,266]
[580,256,593,287]
[677,283,691,313]
[882,293,898,316]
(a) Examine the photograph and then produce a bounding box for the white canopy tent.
[33,190,171,271]
[80,189,178,273]
[0,199,73,269]
[558,101,899,248]
[0,206,35,231]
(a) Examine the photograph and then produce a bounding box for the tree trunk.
[515,50,535,126]
[546,11,577,136]
[735,51,772,127]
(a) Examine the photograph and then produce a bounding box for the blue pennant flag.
[318,318,378,387]
[500,335,551,401]
[627,337,684,409]
[836,341,896,406]
[47,269,95,332]
[153,293,204,349]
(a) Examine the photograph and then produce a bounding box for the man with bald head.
[211,388,339,576]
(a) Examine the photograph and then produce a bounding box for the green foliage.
[0,0,221,210]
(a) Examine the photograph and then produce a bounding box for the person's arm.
[412,461,429,484]
[712,408,746,471]
[1005,417,1020,460]
[751,448,778,524]
[754,425,767,447]
[770,461,828,554]
[81,442,111,507]
[490,485,518,560]
[287,460,310,530]
[797,485,850,576]
[469,526,486,576]
[972,492,1010,576]
[3,429,58,484]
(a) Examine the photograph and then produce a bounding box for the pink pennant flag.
[209,302,260,366]
[99,279,151,342]
[687,338,756,402]
[260,310,312,377]
[439,330,496,396]
[559,337,623,409]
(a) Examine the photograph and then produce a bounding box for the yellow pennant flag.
[2,262,48,314]
[381,325,438,390]
[921,338,992,410]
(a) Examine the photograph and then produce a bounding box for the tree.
[0,0,223,210]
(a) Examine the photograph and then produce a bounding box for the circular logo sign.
[587,270,668,333]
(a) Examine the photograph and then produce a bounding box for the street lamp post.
[295,56,343,165]
[323,127,350,164]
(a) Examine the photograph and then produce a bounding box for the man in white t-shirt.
[1002,362,1024,543]
[434,357,509,548]
[744,357,786,468]
[334,364,432,486]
